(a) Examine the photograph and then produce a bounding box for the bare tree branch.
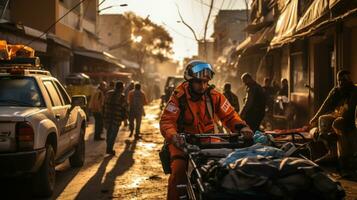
[176,4,200,42]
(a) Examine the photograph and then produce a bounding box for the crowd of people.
[88,80,148,155]
[222,74,290,132]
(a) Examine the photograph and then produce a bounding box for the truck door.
[42,80,71,157]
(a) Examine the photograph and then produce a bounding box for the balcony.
[82,18,95,34]
[59,3,80,30]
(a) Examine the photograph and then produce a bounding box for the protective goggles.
[191,63,214,80]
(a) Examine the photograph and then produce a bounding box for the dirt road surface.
[56,100,167,200]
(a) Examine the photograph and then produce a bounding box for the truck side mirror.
[71,95,87,108]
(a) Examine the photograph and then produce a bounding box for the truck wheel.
[69,128,85,168]
[32,144,56,197]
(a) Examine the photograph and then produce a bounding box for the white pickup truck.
[0,57,87,197]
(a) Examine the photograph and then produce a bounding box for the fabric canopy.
[270,0,299,47]
[329,0,342,8]
[296,0,329,32]
[236,25,275,53]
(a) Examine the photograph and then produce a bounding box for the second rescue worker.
[160,60,253,200]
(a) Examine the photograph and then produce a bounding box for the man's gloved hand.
[234,124,254,140]
[171,134,185,150]
[240,126,254,140]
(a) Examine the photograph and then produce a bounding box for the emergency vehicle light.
[0,57,41,68]
[7,68,25,75]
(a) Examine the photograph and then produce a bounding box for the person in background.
[223,83,240,113]
[107,80,115,93]
[128,83,148,138]
[278,78,289,97]
[310,70,357,175]
[103,81,128,155]
[88,81,107,141]
[240,73,266,132]
[123,81,135,127]
[262,77,275,113]
[153,84,161,100]
[124,81,135,99]
[272,80,281,95]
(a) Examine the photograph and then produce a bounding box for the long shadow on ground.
[74,138,138,199]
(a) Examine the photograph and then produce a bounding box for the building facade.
[212,9,249,61]
[235,0,357,127]
[0,0,126,83]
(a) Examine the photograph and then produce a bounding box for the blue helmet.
[184,60,215,81]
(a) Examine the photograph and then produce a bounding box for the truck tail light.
[16,122,34,150]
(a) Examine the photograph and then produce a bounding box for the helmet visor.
[191,63,214,80]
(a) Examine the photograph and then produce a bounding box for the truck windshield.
[0,77,45,107]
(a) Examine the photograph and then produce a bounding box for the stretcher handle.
[268,131,308,143]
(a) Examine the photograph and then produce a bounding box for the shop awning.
[296,0,329,32]
[329,0,342,8]
[74,49,125,69]
[236,24,275,53]
[294,7,357,39]
[270,0,299,48]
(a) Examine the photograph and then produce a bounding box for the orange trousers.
[167,144,187,200]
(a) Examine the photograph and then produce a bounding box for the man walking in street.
[128,83,148,138]
[240,73,266,132]
[88,81,107,141]
[123,81,135,127]
[103,81,128,155]
[223,83,240,113]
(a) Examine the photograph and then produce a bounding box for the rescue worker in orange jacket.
[160,60,253,200]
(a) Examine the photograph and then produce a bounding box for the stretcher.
[180,132,344,200]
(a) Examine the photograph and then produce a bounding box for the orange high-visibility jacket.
[160,81,247,143]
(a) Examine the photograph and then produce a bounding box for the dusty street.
[55,100,167,200]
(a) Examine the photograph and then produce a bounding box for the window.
[0,77,45,107]
[54,81,71,105]
[43,81,63,107]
